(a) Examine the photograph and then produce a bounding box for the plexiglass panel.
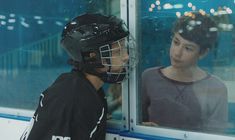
[0,0,120,113]
[137,0,235,137]
[106,84,123,120]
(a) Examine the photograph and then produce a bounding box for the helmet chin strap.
[99,68,127,84]
[84,66,127,84]
[68,59,127,83]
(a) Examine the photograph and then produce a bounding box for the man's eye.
[185,46,193,51]
[112,48,120,54]
[173,40,179,45]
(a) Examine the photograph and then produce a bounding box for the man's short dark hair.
[172,12,218,53]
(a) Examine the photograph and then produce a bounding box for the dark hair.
[172,12,218,53]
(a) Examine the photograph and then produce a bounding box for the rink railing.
[0,34,62,76]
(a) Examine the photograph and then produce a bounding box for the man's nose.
[174,45,183,57]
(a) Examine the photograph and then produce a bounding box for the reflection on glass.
[139,10,235,135]
[107,84,122,120]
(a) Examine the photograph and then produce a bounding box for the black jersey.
[20,70,107,140]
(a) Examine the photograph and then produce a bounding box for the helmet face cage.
[99,36,137,82]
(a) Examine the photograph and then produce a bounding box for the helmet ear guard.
[82,50,105,68]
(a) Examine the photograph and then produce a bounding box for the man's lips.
[172,57,182,63]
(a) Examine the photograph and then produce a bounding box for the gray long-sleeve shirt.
[141,67,228,132]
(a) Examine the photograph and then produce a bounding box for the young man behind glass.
[141,12,228,133]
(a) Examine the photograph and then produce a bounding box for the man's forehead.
[174,33,199,47]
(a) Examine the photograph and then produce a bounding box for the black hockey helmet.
[61,13,132,83]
